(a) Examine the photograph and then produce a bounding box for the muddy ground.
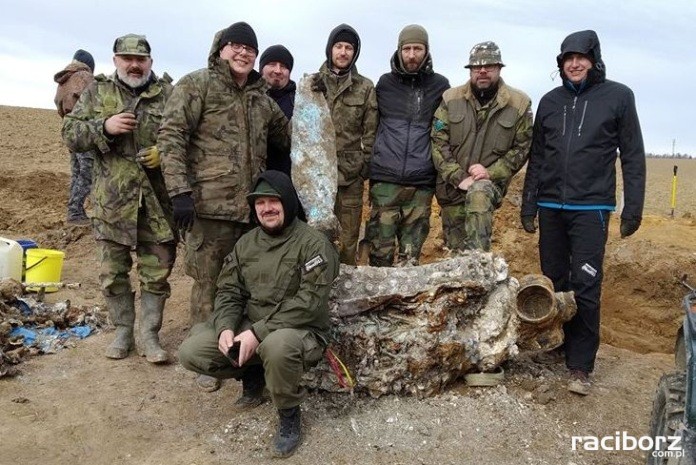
[1,105,695,465]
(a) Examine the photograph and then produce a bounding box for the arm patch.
[304,254,325,273]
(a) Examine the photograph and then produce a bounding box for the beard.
[117,68,151,88]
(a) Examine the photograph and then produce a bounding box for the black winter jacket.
[266,81,296,175]
[369,52,449,186]
[521,30,645,221]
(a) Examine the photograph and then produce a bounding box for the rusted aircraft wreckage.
[303,255,576,398]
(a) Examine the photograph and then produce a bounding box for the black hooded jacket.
[370,51,450,186]
[521,30,646,221]
[248,170,299,228]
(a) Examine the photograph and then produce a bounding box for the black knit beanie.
[259,45,294,71]
[332,30,358,50]
[73,49,95,73]
[219,21,258,52]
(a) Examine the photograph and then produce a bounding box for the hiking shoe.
[196,374,221,392]
[567,369,591,396]
[272,406,302,458]
[234,365,265,409]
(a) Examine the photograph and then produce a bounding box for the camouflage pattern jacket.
[431,78,533,206]
[212,219,339,344]
[62,73,175,246]
[158,30,290,222]
[312,63,378,186]
[53,61,94,117]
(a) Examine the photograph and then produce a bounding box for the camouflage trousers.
[335,179,364,265]
[178,319,324,409]
[97,238,176,298]
[366,182,434,267]
[441,180,502,252]
[67,151,94,221]
[183,217,253,325]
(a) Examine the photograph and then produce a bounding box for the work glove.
[620,218,641,238]
[521,215,537,234]
[136,145,161,169]
[310,74,327,94]
[172,193,195,231]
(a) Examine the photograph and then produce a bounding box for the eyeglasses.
[228,43,257,56]
[470,64,499,72]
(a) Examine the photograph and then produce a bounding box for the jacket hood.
[556,30,606,86]
[325,23,361,71]
[248,170,299,228]
[53,61,92,84]
[390,49,434,77]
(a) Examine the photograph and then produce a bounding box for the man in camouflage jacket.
[431,41,533,252]
[310,23,378,265]
[62,34,176,364]
[158,22,290,391]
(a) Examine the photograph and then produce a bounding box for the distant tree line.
[646,153,693,159]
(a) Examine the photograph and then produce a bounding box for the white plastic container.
[0,237,23,281]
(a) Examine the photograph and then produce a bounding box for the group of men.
[56,21,645,458]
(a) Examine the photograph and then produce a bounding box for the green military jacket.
[212,219,339,344]
[431,78,533,206]
[312,63,378,186]
[158,30,290,222]
[62,72,175,246]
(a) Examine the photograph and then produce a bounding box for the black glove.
[620,218,641,238]
[521,215,537,233]
[310,74,327,93]
[172,193,195,231]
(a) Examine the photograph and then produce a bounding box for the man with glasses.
[431,41,532,252]
[158,21,290,392]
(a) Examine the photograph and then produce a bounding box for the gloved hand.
[620,218,641,238]
[310,74,327,93]
[172,193,195,231]
[521,215,537,233]
[136,145,161,169]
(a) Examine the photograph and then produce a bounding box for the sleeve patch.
[433,119,446,132]
[304,254,325,273]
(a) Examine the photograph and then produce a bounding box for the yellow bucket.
[25,248,65,293]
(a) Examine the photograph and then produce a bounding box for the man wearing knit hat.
[310,23,378,265]
[260,44,295,175]
[158,22,290,392]
[366,24,449,267]
[54,49,96,224]
[431,40,533,252]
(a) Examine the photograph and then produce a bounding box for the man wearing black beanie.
[260,44,295,175]
[310,23,378,265]
[158,22,290,393]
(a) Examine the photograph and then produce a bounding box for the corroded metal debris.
[290,74,340,239]
[303,252,520,398]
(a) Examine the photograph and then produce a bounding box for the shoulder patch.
[304,254,325,273]
[433,119,446,132]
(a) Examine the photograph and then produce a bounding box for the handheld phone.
[227,341,241,367]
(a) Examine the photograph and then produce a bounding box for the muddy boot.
[272,406,302,458]
[234,364,265,408]
[196,374,221,392]
[104,292,135,359]
[137,291,168,364]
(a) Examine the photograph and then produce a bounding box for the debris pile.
[303,252,520,398]
[0,277,108,377]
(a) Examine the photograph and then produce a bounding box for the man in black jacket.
[520,30,646,396]
[366,24,449,266]
[260,44,295,175]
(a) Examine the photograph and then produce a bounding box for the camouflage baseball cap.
[465,41,505,68]
[113,34,151,57]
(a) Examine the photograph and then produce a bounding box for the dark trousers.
[538,208,610,373]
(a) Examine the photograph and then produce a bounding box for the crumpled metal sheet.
[290,74,340,239]
[303,252,520,398]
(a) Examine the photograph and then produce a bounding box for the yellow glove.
[136,145,161,169]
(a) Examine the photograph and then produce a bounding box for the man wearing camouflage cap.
[158,22,290,392]
[431,41,532,252]
[62,34,176,364]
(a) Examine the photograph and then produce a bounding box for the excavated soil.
[1,105,695,464]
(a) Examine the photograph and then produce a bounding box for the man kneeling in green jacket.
[178,170,339,458]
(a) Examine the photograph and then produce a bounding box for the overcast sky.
[2,0,694,155]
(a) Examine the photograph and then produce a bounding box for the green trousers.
[178,321,324,409]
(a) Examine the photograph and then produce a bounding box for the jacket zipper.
[577,100,588,137]
[401,80,415,179]
[562,95,578,204]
